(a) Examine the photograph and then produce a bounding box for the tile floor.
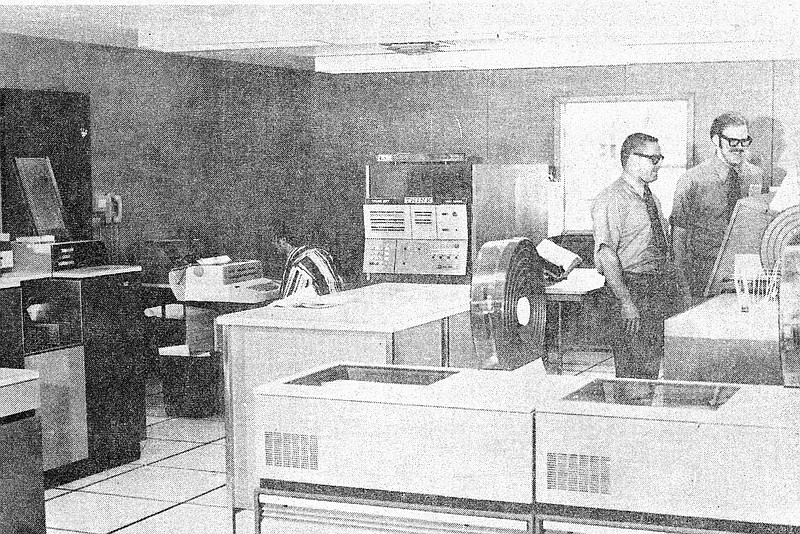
[550,349,615,376]
[43,379,254,534]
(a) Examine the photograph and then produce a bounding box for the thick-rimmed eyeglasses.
[719,134,753,148]
[632,153,665,165]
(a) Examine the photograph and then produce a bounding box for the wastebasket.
[158,345,219,418]
[144,304,186,371]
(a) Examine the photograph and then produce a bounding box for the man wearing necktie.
[592,133,676,380]
[672,113,765,308]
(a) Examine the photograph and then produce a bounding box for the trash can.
[144,304,186,371]
[158,345,219,418]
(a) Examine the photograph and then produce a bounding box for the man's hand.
[620,299,641,334]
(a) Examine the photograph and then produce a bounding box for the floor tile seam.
[142,436,222,444]
[103,483,227,534]
[150,416,222,423]
[79,462,224,479]
[69,487,189,505]
[146,419,225,431]
[56,465,144,491]
[151,463,226,474]
[46,489,74,501]
[145,417,174,427]
[186,499,228,509]
[576,356,615,375]
[103,499,185,534]
[135,440,212,466]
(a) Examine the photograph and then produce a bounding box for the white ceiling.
[0,1,798,73]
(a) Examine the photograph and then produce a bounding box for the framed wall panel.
[555,95,694,232]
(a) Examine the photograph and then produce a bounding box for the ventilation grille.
[546,453,610,494]
[265,432,319,470]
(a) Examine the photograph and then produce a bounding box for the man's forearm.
[596,246,632,305]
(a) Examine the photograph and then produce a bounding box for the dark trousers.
[687,255,716,298]
[602,272,676,380]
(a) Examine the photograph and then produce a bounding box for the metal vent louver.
[265,432,319,470]
[546,452,610,494]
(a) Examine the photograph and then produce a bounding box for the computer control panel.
[363,204,468,275]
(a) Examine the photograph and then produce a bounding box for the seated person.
[267,218,344,300]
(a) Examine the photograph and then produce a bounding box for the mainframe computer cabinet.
[26,269,146,486]
[78,271,147,466]
[0,286,22,369]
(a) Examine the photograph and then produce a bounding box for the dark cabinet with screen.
[1,89,91,240]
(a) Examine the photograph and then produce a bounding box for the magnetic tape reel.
[470,237,547,370]
[761,205,800,273]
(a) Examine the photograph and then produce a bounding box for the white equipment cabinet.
[535,378,800,528]
[250,361,582,534]
[218,282,475,511]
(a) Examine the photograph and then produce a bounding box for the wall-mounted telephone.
[93,193,122,224]
[107,194,122,224]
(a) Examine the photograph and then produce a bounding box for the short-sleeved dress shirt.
[670,157,765,260]
[591,175,668,274]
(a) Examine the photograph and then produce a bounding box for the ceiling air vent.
[381,41,452,55]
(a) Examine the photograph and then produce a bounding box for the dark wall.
[302,62,798,277]
[1,29,797,281]
[0,32,310,277]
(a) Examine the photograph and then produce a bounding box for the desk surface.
[52,265,141,279]
[664,294,782,385]
[216,282,470,333]
[216,272,606,333]
[665,293,776,341]
[0,265,140,287]
[0,368,39,417]
[545,268,605,297]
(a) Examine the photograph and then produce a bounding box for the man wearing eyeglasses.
[592,132,675,380]
[671,113,765,307]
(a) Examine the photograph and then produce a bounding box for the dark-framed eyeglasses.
[719,133,753,148]
[632,153,665,165]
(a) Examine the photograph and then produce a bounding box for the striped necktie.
[642,183,668,260]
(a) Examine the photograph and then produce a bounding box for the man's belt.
[623,270,665,278]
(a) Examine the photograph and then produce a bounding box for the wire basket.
[734,254,779,312]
